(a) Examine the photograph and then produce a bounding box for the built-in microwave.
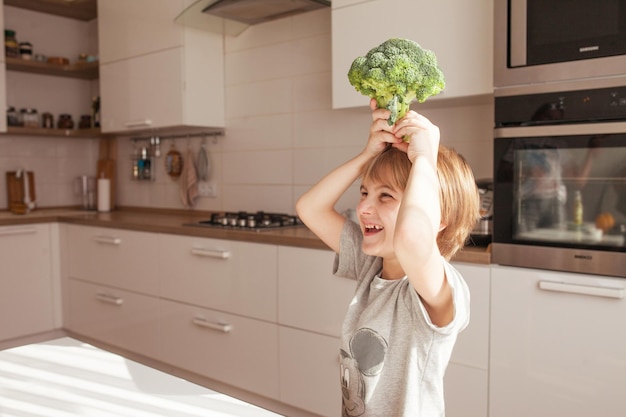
[494,0,626,89]
[492,84,626,278]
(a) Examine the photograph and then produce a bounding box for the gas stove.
[188,211,303,231]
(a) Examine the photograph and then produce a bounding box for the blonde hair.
[361,145,479,260]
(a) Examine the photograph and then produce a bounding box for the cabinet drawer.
[490,266,626,417]
[278,247,355,337]
[67,225,159,295]
[159,299,279,399]
[159,234,277,321]
[279,327,341,417]
[67,279,160,359]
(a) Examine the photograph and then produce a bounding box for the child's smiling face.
[357,177,404,259]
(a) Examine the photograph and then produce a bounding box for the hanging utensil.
[165,142,183,178]
[196,137,211,181]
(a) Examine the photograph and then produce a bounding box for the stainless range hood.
[176,0,331,36]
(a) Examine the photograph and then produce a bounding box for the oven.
[492,83,626,278]
[494,0,626,88]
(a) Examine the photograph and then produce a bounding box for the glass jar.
[6,106,19,126]
[78,114,92,129]
[57,114,74,129]
[19,41,32,60]
[23,108,39,128]
[4,30,19,58]
[41,112,54,129]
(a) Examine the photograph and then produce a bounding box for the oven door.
[492,122,626,278]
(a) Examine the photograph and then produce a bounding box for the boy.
[296,99,479,416]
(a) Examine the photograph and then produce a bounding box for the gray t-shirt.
[334,220,470,417]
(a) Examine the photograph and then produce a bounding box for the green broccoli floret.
[347,38,445,126]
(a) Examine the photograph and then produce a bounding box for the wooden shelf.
[4,126,101,138]
[4,0,97,21]
[5,57,98,80]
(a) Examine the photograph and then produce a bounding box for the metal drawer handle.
[93,236,122,245]
[124,119,153,128]
[0,227,37,237]
[96,293,124,305]
[190,248,231,259]
[539,280,624,299]
[192,317,233,333]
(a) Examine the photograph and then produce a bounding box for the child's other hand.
[364,98,403,157]
[392,111,440,165]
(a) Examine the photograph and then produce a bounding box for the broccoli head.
[347,38,445,126]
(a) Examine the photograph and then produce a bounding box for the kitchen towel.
[97,178,111,212]
[179,149,199,208]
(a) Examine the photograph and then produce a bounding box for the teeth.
[365,224,383,231]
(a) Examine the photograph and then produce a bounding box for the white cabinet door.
[97,0,225,133]
[159,299,280,399]
[278,327,341,417]
[66,225,160,296]
[158,234,277,322]
[490,266,626,417]
[0,224,56,340]
[444,262,490,417]
[66,279,160,359]
[444,363,488,417]
[98,0,185,64]
[332,0,493,109]
[278,246,355,337]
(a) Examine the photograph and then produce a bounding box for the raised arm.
[392,112,451,326]
[296,99,401,253]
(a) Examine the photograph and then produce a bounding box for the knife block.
[6,171,36,214]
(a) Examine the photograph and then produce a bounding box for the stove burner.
[191,211,303,231]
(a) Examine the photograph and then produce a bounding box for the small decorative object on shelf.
[57,114,74,129]
[4,29,19,58]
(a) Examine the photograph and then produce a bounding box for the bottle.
[573,190,583,226]
[4,30,19,58]
[19,41,32,60]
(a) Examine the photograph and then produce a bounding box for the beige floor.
[0,337,283,417]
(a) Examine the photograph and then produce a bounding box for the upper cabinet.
[331,0,494,110]
[97,0,225,134]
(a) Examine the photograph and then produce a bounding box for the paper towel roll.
[97,178,111,212]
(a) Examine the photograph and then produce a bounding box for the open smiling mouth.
[364,224,384,235]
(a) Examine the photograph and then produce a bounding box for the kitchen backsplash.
[1,8,493,214]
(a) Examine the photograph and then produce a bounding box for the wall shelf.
[3,126,101,138]
[5,57,98,80]
[4,0,97,21]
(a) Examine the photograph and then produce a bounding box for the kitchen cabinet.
[97,0,225,134]
[159,299,280,399]
[67,279,160,359]
[490,265,626,417]
[158,234,277,322]
[0,224,57,341]
[1,2,100,138]
[277,246,355,416]
[64,225,161,356]
[445,262,490,417]
[66,225,160,296]
[331,0,493,110]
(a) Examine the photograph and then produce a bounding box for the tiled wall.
[117,9,494,214]
[2,8,493,214]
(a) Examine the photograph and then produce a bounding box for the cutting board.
[96,138,117,209]
[6,171,36,214]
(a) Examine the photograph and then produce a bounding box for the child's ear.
[438,223,447,232]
